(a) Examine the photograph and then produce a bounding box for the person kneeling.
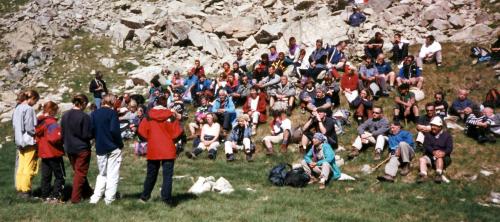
[377,122,415,182]
[224,115,255,162]
[301,133,341,190]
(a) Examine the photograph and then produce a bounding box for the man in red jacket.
[138,95,182,205]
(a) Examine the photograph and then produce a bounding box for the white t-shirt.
[250,96,259,111]
[202,122,221,137]
[419,41,442,58]
[273,118,292,134]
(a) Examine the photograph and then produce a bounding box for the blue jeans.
[141,160,175,202]
[94,97,102,109]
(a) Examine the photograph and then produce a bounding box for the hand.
[433,150,445,158]
[315,113,322,122]
[203,141,211,146]
[309,162,317,168]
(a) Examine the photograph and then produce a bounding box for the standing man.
[89,71,108,109]
[138,95,182,205]
[89,94,124,205]
[377,122,415,182]
[347,6,366,43]
[417,117,453,184]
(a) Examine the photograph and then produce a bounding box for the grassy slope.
[0,38,499,221]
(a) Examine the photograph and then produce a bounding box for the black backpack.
[268,163,291,186]
[284,168,310,188]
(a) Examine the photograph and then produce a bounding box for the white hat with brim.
[430,117,443,126]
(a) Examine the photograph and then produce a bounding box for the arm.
[225,99,236,113]
[81,115,94,140]
[371,119,389,137]
[138,119,150,140]
[24,108,37,136]
[357,120,368,135]
[262,76,280,88]
[317,144,335,166]
[304,148,313,163]
[110,112,124,148]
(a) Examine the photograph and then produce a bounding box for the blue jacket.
[91,107,123,155]
[304,143,341,180]
[227,125,251,143]
[211,97,235,113]
[450,99,474,113]
[398,63,421,79]
[193,79,212,94]
[184,75,198,88]
[349,12,366,27]
[388,130,414,153]
[375,61,393,75]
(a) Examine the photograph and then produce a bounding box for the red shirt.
[36,116,64,158]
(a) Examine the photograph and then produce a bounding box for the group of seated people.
[104,32,499,189]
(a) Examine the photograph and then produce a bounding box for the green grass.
[0,41,499,221]
[0,0,29,14]
[44,32,145,102]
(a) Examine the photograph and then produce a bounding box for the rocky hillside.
[0,0,499,123]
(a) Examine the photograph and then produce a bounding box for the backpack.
[268,163,291,186]
[284,168,310,188]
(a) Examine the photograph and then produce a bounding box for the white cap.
[430,117,443,126]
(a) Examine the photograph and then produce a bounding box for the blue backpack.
[268,163,291,186]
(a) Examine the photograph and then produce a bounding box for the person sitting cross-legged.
[211,89,236,136]
[351,88,374,125]
[377,121,415,182]
[465,106,497,144]
[449,89,474,121]
[224,115,255,162]
[348,106,390,160]
[417,35,442,69]
[301,133,342,190]
[185,113,221,160]
[416,117,453,184]
[416,103,438,148]
[306,86,332,117]
[262,111,292,154]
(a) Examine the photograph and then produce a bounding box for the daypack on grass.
[284,168,310,188]
[268,163,291,186]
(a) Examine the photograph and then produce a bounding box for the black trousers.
[141,159,175,202]
[40,157,65,199]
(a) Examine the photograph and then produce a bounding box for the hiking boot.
[286,107,292,116]
[185,151,195,159]
[17,192,31,199]
[400,163,410,176]
[265,148,274,156]
[280,144,288,153]
[434,174,443,184]
[377,174,395,183]
[246,153,253,162]
[477,135,488,144]
[348,149,360,159]
[416,174,428,184]
[373,150,382,161]
[415,142,424,152]
[226,153,235,162]
[208,149,217,160]
[381,91,390,97]
[308,177,319,184]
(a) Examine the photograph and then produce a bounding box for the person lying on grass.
[301,133,341,190]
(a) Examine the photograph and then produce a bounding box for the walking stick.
[371,155,391,171]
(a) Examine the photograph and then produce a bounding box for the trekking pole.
[371,155,391,171]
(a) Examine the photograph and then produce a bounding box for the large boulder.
[243,36,258,50]
[109,23,134,49]
[422,5,447,21]
[120,16,145,29]
[449,24,493,43]
[281,15,348,47]
[128,66,165,84]
[203,16,260,39]
[367,0,393,13]
[448,14,466,28]
[294,0,315,10]
[2,21,42,57]
[431,19,451,31]
[188,29,230,57]
[254,23,285,44]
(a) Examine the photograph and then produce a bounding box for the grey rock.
[450,24,493,42]
[243,36,257,50]
[109,23,134,49]
[128,66,164,84]
[431,19,451,31]
[171,21,191,42]
[100,58,116,69]
[448,14,465,28]
[134,29,151,45]
[263,0,277,8]
[294,0,315,11]
[387,5,410,17]
[422,5,447,21]
[254,23,284,44]
[367,0,392,13]
[120,16,145,29]
[2,21,42,57]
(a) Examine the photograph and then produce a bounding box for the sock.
[436,169,443,175]
[420,171,427,176]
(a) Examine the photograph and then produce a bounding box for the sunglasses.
[426,109,435,112]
